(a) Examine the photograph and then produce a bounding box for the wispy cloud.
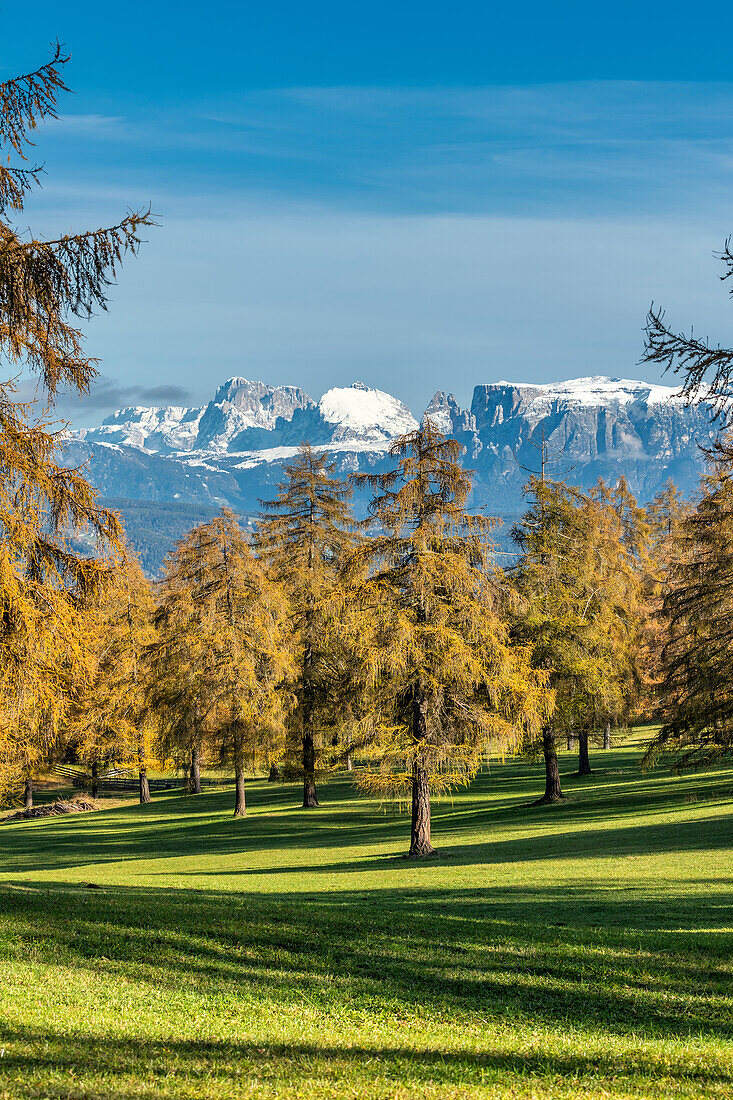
[29,81,733,218]
[46,113,126,136]
[21,377,192,425]
[11,81,733,423]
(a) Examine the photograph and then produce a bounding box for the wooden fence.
[54,766,237,792]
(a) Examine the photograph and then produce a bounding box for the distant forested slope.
[68,499,257,576]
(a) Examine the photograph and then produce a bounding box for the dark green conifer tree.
[646,467,733,769]
[512,475,643,797]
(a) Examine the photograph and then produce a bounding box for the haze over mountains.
[63,374,719,571]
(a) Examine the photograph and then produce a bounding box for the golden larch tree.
[0,45,153,803]
[512,475,646,800]
[156,510,293,817]
[353,421,551,857]
[256,446,356,808]
[74,550,158,803]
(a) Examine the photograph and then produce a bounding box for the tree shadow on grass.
[140,804,732,881]
[2,749,732,1093]
[2,880,732,1047]
[2,755,732,878]
[1,1023,730,1097]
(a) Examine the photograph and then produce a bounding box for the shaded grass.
[0,732,732,1098]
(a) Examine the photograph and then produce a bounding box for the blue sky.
[4,1,733,422]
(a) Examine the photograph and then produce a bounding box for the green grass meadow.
[0,731,732,1099]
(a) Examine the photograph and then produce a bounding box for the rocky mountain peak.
[424,391,476,435]
[212,376,314,418]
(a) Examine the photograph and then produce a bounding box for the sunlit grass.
[0,730,731,1098]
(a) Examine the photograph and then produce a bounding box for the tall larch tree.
[353,421,551,857]
[75,550,158,803]
[156,511,293,817]
[0,46,153,802]
[149,525,214,794]
[645,465,733,769]
[646,480,690,564]
[638,479,691,720]
[512,476,643,799]
[257,446,355,808]
[642,231,733,765]
[592,477,648,751]
[0,551,98,807]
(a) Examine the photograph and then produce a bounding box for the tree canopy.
[256,446,355,807]
[0,44,152,800]
[354,420,551,856]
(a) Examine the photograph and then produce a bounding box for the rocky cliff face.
[424,391,476,436]
[67,375,719,525]
[462,377,717,510]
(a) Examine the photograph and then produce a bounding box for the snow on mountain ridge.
[317,381,418,442]
[89,403,204,452]
[64,373,723,581]
[211,377,314,425]
[77,374,703,461]
[78,377,419,454]
[488,375,688,407]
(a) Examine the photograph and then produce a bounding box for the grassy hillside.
[0,732,731,1098]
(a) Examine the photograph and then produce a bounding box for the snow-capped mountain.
[79,378,416,455]
[319,381,417,442]
[63,374,721,571]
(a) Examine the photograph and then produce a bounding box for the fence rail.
[83,777,185,792]
[53,767,238,792]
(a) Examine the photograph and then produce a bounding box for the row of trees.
[3,42,733,857]
[10,426,695,856]
[61,434,551,856]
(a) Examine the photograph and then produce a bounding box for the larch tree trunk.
[302,721,319,808]
[407,685,435,857]
[577,731,592,776]
[139,767,151,804]
[234,735,246,817]
[567,734,575,751]
[23,776,33,811]
[189,744,202,794]
[603,722,612,750]
[535,728,564,804]
[268,762,280,782]
[301,603,319,808]
[408,757,434,857]
[138,731,151,804]
[91,759,98,798]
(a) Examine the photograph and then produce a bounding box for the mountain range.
[63,374,720,572]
